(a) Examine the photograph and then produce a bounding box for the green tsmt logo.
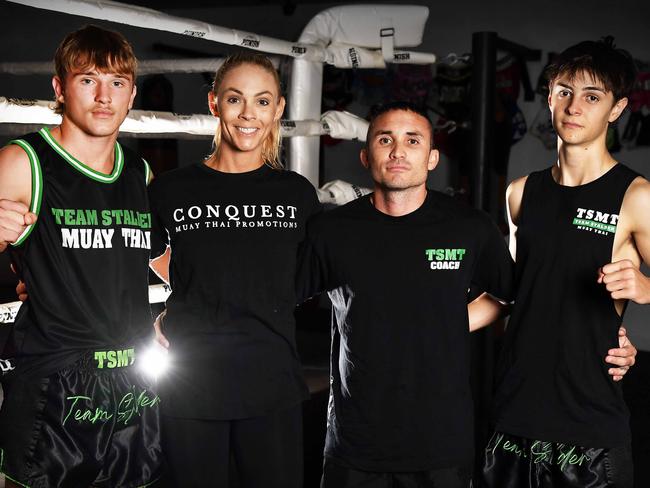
[573,207,618,235]
[425,248,466,270]
[94,348,135,369]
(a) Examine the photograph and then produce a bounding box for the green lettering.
[63,395,91,425]
[117,391,135,425]
[112,210,123,225]
[531,440,552,464]
[76,209,87,226]
[425,249,435,260]
[137,212,151,229]
[491,433,505,455]
[136,390,161,410]
[101,210,112,226]
[445,249,457,260]
[85,209,98,226]
[117,349,129,368]
[435,249,444,260]
[502,439,524,457]
[557,446,577,472]
[457,249,466,260]
[64,209,75,225]
[94,351,107,369]
[51,208,64,225]
[123,210,134,226]
[106,350,117,368]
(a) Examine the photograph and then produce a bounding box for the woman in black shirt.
[148,52,320,488]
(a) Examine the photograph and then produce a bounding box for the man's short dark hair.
[545,37,637,102]
[367,101,434,148]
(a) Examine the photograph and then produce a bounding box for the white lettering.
[187,206,201,219]
[121,228,130,247]
[61,228,79,248]
[225,205,240,221]
[206,205,220,218]
[130,228,141,248]
[594,211,610,223]
[121,228,151,248]
[101,229,114,248]
[430,261,460,270]
[173,208,184,222]
[80,229,92,249]
[92,229,104,248]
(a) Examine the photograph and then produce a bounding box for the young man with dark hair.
[482,39,648,487]
[0,25,161,487]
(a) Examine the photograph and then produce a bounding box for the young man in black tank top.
[481,39,649,487]
[0,26,161,487]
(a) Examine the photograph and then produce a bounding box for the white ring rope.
[0,57,281,76]
[0,98,369,140]
[8,0,436,68]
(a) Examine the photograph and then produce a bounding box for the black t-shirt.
[493,164,640,447]
[298,191,514,472]
[8,129,153,377]
[148,162,321,419]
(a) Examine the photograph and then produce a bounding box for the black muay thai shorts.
[0,348,162,488]
[481,430,633,488]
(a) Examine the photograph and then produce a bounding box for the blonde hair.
[210,52,283,169]
[53,25,137,115]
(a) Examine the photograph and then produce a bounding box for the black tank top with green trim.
[8,128,153,377]
[494,163,640,448]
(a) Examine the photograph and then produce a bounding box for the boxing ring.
[0,1,543,321]
[3,0,436,183]
[0,0,438,323]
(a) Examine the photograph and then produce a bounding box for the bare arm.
[596,178,650,381]
[0,144,36,252]
[468,292,510,332]
[464,178,526,332]
[505,176,527,261]
[149,245,170,348]
[599,177,650,304]
[150,246,170,284]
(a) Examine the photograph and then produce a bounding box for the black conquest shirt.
[148,162,321,419]
[298,191,514,472]
[8,128,153,377]
[493,164,641,448]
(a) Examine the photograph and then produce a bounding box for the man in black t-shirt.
[298,101,515,488]
[300,101,637,488]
